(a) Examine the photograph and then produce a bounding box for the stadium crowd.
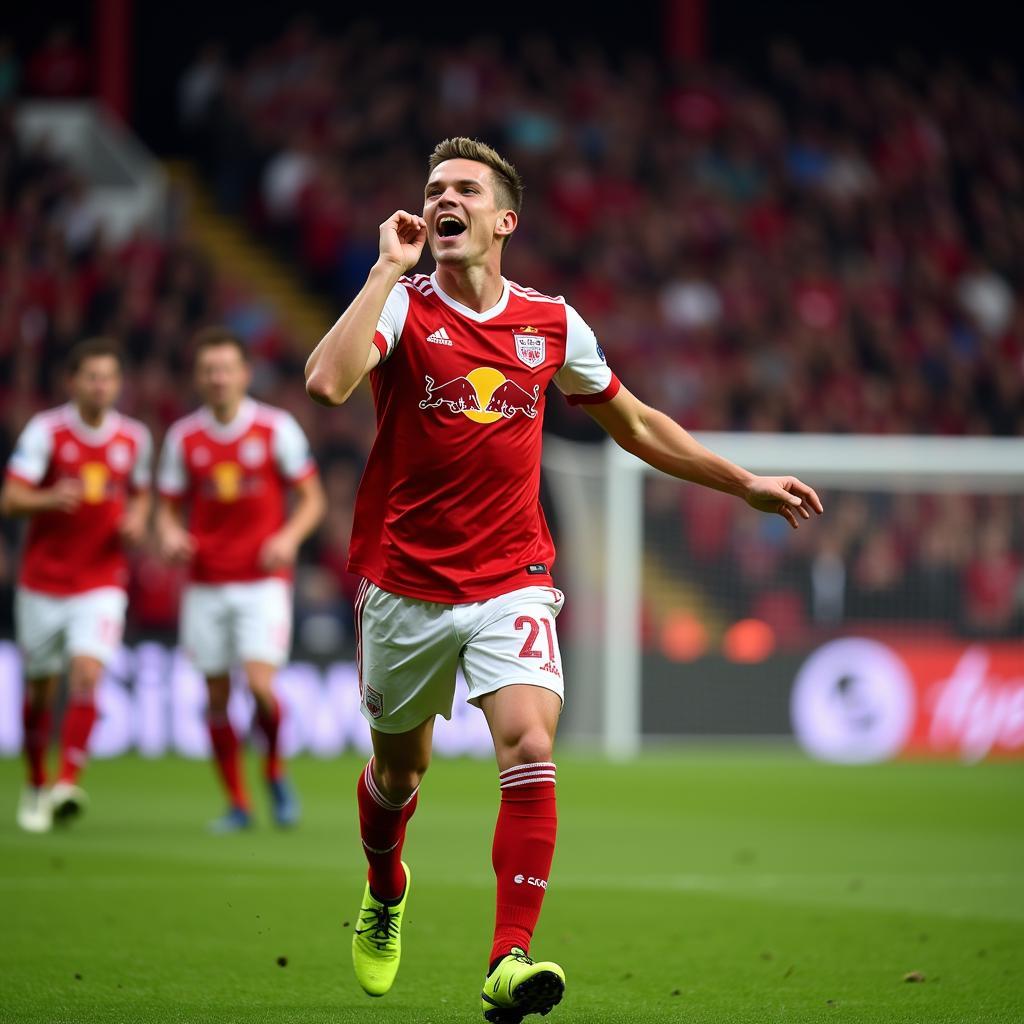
[2,24,1022,646]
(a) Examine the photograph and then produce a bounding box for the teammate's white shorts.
[15,585,127,679]
[355,581,566,733]
[181,579,293,677]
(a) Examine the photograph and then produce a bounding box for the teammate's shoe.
[49,782,88,825]
[481,947,565,1023]
[17,786,53,833]
[352,861,410,997]
[267,777,300,828]
[207,805,252,834]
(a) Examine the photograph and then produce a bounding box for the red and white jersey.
[158,398,316,584]
[348,272,620,603]
[6,403,153,596]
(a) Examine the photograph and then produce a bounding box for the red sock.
[357,759,418,901]
[255,696,283,782]
[58,695,98,785]
[490,762,558,967]
[207,712,250,810]
[23,698,52,788]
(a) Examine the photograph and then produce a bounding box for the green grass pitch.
[1,748,1022,1023]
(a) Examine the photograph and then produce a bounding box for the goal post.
[542,433,1024,760]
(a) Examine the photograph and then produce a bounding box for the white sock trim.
[364,759,418,812]
[499,762,557,789]
[499,761,555,777]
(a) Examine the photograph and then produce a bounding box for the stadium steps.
[163,160,335,352]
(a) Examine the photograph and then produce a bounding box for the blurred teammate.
[157,328,325,832]
[1,338,152,833]
[305,138,823,1020]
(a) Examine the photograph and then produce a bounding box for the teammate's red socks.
[22,698,52,788]
[207,712,250,810]
[255,696,283,781]
[57,694,97,785]
[357,759,418,901]
[490,762,558,967]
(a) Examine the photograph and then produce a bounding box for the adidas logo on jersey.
[426,327,454,347]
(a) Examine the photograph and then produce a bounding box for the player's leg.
[51,586,126,823]
[18,676,58,833]
[235,579,296,826]
[183,584,251,829]
[205,672,252,830]
[243,659,297,827]
[49,655,103,823]
[350,579,460,996]
[462,587,566,1021]
[351,716,433,997]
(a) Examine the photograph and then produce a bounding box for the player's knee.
[501,729,553,769]
[376,763,427,804]
[68,659,103,695]
[206,676,231,713]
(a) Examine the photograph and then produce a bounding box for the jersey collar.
[200,396,257,441]
[64,403,122,445]
[429,272,510,322]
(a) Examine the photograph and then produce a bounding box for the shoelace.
[357,904,400,951]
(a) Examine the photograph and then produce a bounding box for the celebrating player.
[305,138,823,1021]
[157,328,325,832]
[2,338,152,833]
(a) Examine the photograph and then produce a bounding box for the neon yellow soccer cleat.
[481,947,565,1023]
[352,861,410,997]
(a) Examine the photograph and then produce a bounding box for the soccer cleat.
[17,786,53,833]
[267,777,300,828]
[207,805,252,834]
[481,947,565,1023]
[49,782,87,825]
[352,861,410,997]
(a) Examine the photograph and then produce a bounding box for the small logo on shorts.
[364,684,384,719]
[526,563,548,575]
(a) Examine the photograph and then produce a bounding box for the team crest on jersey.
[59,441,80,462]
[513,327,546,368]
[239,436,266,468]
[107,441,132,473]
[364,684,384,719]
[192,445,211,467]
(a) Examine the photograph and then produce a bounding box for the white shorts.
[181,579,293,677]
[15,586,127,679]
[355,581,566,733]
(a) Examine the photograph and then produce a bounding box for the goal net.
[542,434,1024,763]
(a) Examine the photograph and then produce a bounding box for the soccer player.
[156,327,325,832]
[305,138,823,1021]
[2,338,152,833]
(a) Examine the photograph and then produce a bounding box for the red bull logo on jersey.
[419,368,540,424]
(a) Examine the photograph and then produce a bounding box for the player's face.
[424,159,513,265]
[71,355,121,415]
[194,344,250,410]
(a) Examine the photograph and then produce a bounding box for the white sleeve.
[552,304,619,404]
[272,412,315,482]
[6,415,52,485]
[131,425,154,490]
[373,283,411,362]
[157,427,187,496]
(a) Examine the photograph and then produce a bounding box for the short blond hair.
[427,137,524,216]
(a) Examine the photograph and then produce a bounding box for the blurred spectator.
[24,25,89,98]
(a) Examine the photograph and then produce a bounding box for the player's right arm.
[154,425,196,563]
[0,414,82,517]
[305,210,426,406]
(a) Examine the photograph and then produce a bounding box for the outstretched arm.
[584,385,823,529]
[305,210,427,406]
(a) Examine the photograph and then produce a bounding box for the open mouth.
[437,215,467,238]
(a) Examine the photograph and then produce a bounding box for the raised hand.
[48,478,83,513]
[744,476,824,529]
[377,210,428,274]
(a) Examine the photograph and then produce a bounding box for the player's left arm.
[584,384,823,529]
[119,425,154,546]
[259,473,326,571]
[260,413,327,571]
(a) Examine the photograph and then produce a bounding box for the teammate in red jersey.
[1,338,152,833]
[157,328,325,832]
[305,138,823,1020]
